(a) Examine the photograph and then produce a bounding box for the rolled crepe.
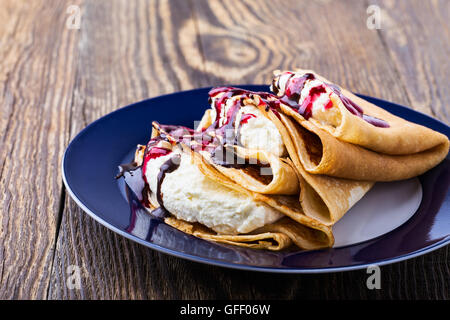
[196,89,374,225]
[131,126,334,250]
[271,68,449,155]
[269,69,449,181]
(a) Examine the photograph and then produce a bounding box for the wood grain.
[0,0,448,299]
[372,0,450,121]
[0,0,80,299]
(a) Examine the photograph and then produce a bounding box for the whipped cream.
[144,149,283,234]
[273,72,293,96]
[238,106,287,157]
[300,79,341,127]
[272,72,342,127]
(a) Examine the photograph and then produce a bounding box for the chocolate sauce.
[116,128,176,210]
[141,132,176,183]
[362,114,390,128]
[115,161,140,179]
[150,207,169,219]
[116,158,154,209]
[211,101,250,169]
[271,78,279,95]
[210,145,248,169]
[286,73,315,102]
[327,83,364,115]
[272,72,390,128]
[159,124,194,138]
[273,72,320,119]
[155,154,181,213]
[141,184,152,208]
[327,83,390,128]
[206,87,280,168]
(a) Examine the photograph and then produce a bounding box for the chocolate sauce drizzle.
[209,87,287,161]
[115,161,140,179]
[116,129,183,218]
[204,87,281,168]
[272,72,390,128]
[155,154,181,214]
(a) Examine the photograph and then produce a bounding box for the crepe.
[195,93,373,226]
[194,109,299,195]
[133,126,334,250]
[269,69,449,181]
[252,104,374,225]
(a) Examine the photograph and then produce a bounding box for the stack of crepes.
[120,69,449,251]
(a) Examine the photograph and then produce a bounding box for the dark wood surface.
[0,0,448,299]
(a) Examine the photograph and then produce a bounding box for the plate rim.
[62,85,450,273]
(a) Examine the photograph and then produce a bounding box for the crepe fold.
[139,125,334,251]
[195,110,299,195]
[270,69,449,181]
[254,107,374,225]
[196,100,373,226]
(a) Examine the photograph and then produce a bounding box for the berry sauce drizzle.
[205,87,282,168]
[141,131,184,216]
[141,139,172,182]
[271,72,390,128]
[116,125,184,213]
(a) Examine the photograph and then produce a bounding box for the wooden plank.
[0,0,80,298]
[46,0,449,299]
[189,0,408,100]
[374,0,450,123]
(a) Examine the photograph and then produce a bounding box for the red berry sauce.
[272,72,390,128]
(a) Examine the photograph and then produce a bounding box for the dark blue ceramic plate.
[62,85,450,273]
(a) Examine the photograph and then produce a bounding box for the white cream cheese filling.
[237,106,287,157]
[298,78,342,127]
[274,72,293,96]
[144,150,283,235]
[209,94,287,157]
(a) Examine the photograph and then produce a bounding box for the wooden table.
[0,0,448,299]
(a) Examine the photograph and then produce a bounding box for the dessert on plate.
[124,123,333,250]
[117,68,449,251]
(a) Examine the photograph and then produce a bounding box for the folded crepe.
[194,87,374,225]
[124,123,334,251]
[193,89,299,195]
[268,69,449,181]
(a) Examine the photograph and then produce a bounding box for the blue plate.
[62,85,450,273]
